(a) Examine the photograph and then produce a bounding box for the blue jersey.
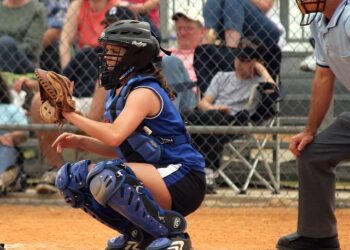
[103,75,205,175]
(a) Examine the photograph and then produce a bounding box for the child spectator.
[187,37,277,193]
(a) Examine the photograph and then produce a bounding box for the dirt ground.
[1,205,350,250]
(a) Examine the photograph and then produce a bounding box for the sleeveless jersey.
[103,75,205,174]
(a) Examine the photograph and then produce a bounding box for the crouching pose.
[52,20,206,250]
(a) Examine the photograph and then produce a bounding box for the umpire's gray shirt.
[311,0,350,89]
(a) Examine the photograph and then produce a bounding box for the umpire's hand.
[289,130,314,157]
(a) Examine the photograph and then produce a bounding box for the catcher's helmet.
[98,20,160,90]
[296,0,326,26]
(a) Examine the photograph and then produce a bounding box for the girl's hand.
[52,132,81,153]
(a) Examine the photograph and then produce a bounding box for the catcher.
[37,20,205,250]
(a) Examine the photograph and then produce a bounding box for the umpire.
[277,1,350,250]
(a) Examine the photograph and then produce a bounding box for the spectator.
[0,74,28,194]
[120,0,160,28]
[203,0,281,79]
[60,0,117,100]
[171,5,205,82]
[39,0,70,73]
[186,37,277,193]
[0,0,46,74]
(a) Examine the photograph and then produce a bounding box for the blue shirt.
[311,0,350,89]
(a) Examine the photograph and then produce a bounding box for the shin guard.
[87,159,187,239]
[55,160,152,246]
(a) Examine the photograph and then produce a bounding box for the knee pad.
[55,159,144,239]
[56,160,91,208]
[87,159,187,239]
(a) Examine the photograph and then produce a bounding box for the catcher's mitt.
[35,69,76,124]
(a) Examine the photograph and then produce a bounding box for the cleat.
[146,233,193,250]
[106,234,154,250]
[277,232,340,250]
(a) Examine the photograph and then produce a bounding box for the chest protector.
[104,75,190,163]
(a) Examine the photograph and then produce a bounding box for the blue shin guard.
[55,160,153,248]
[87,159,187,240]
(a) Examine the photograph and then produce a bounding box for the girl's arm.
[63,87,161,147]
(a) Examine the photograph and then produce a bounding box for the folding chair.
[215,81,280,194]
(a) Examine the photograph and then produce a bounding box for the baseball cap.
[232,36,266,61]
[172,5,204,25]
[101,6,136,25]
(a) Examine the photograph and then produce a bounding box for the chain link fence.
[0,0,350,206]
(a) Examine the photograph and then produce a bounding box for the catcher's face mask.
[296,0,326,25]
[103,44,127,71]
[99,43,129,90]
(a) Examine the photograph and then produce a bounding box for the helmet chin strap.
[119,67,135,81]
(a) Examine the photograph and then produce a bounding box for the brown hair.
[0,74,11,104]
[143,66,176,101]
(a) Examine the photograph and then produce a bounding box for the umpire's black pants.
[297,112,350,238]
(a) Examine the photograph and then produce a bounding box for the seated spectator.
[0,74,29,195]
[203,0,281,80]
[120,0,160,29]
[60,0,117,100]
[0,0,46,74]
[39,0,70,73]
[171,5,205,83]
[185,37,278,193]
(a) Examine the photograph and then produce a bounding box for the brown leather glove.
[35,69,76,125]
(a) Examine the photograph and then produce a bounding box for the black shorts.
[168,170,206,216]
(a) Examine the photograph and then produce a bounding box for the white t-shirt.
[205,71,264,116]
